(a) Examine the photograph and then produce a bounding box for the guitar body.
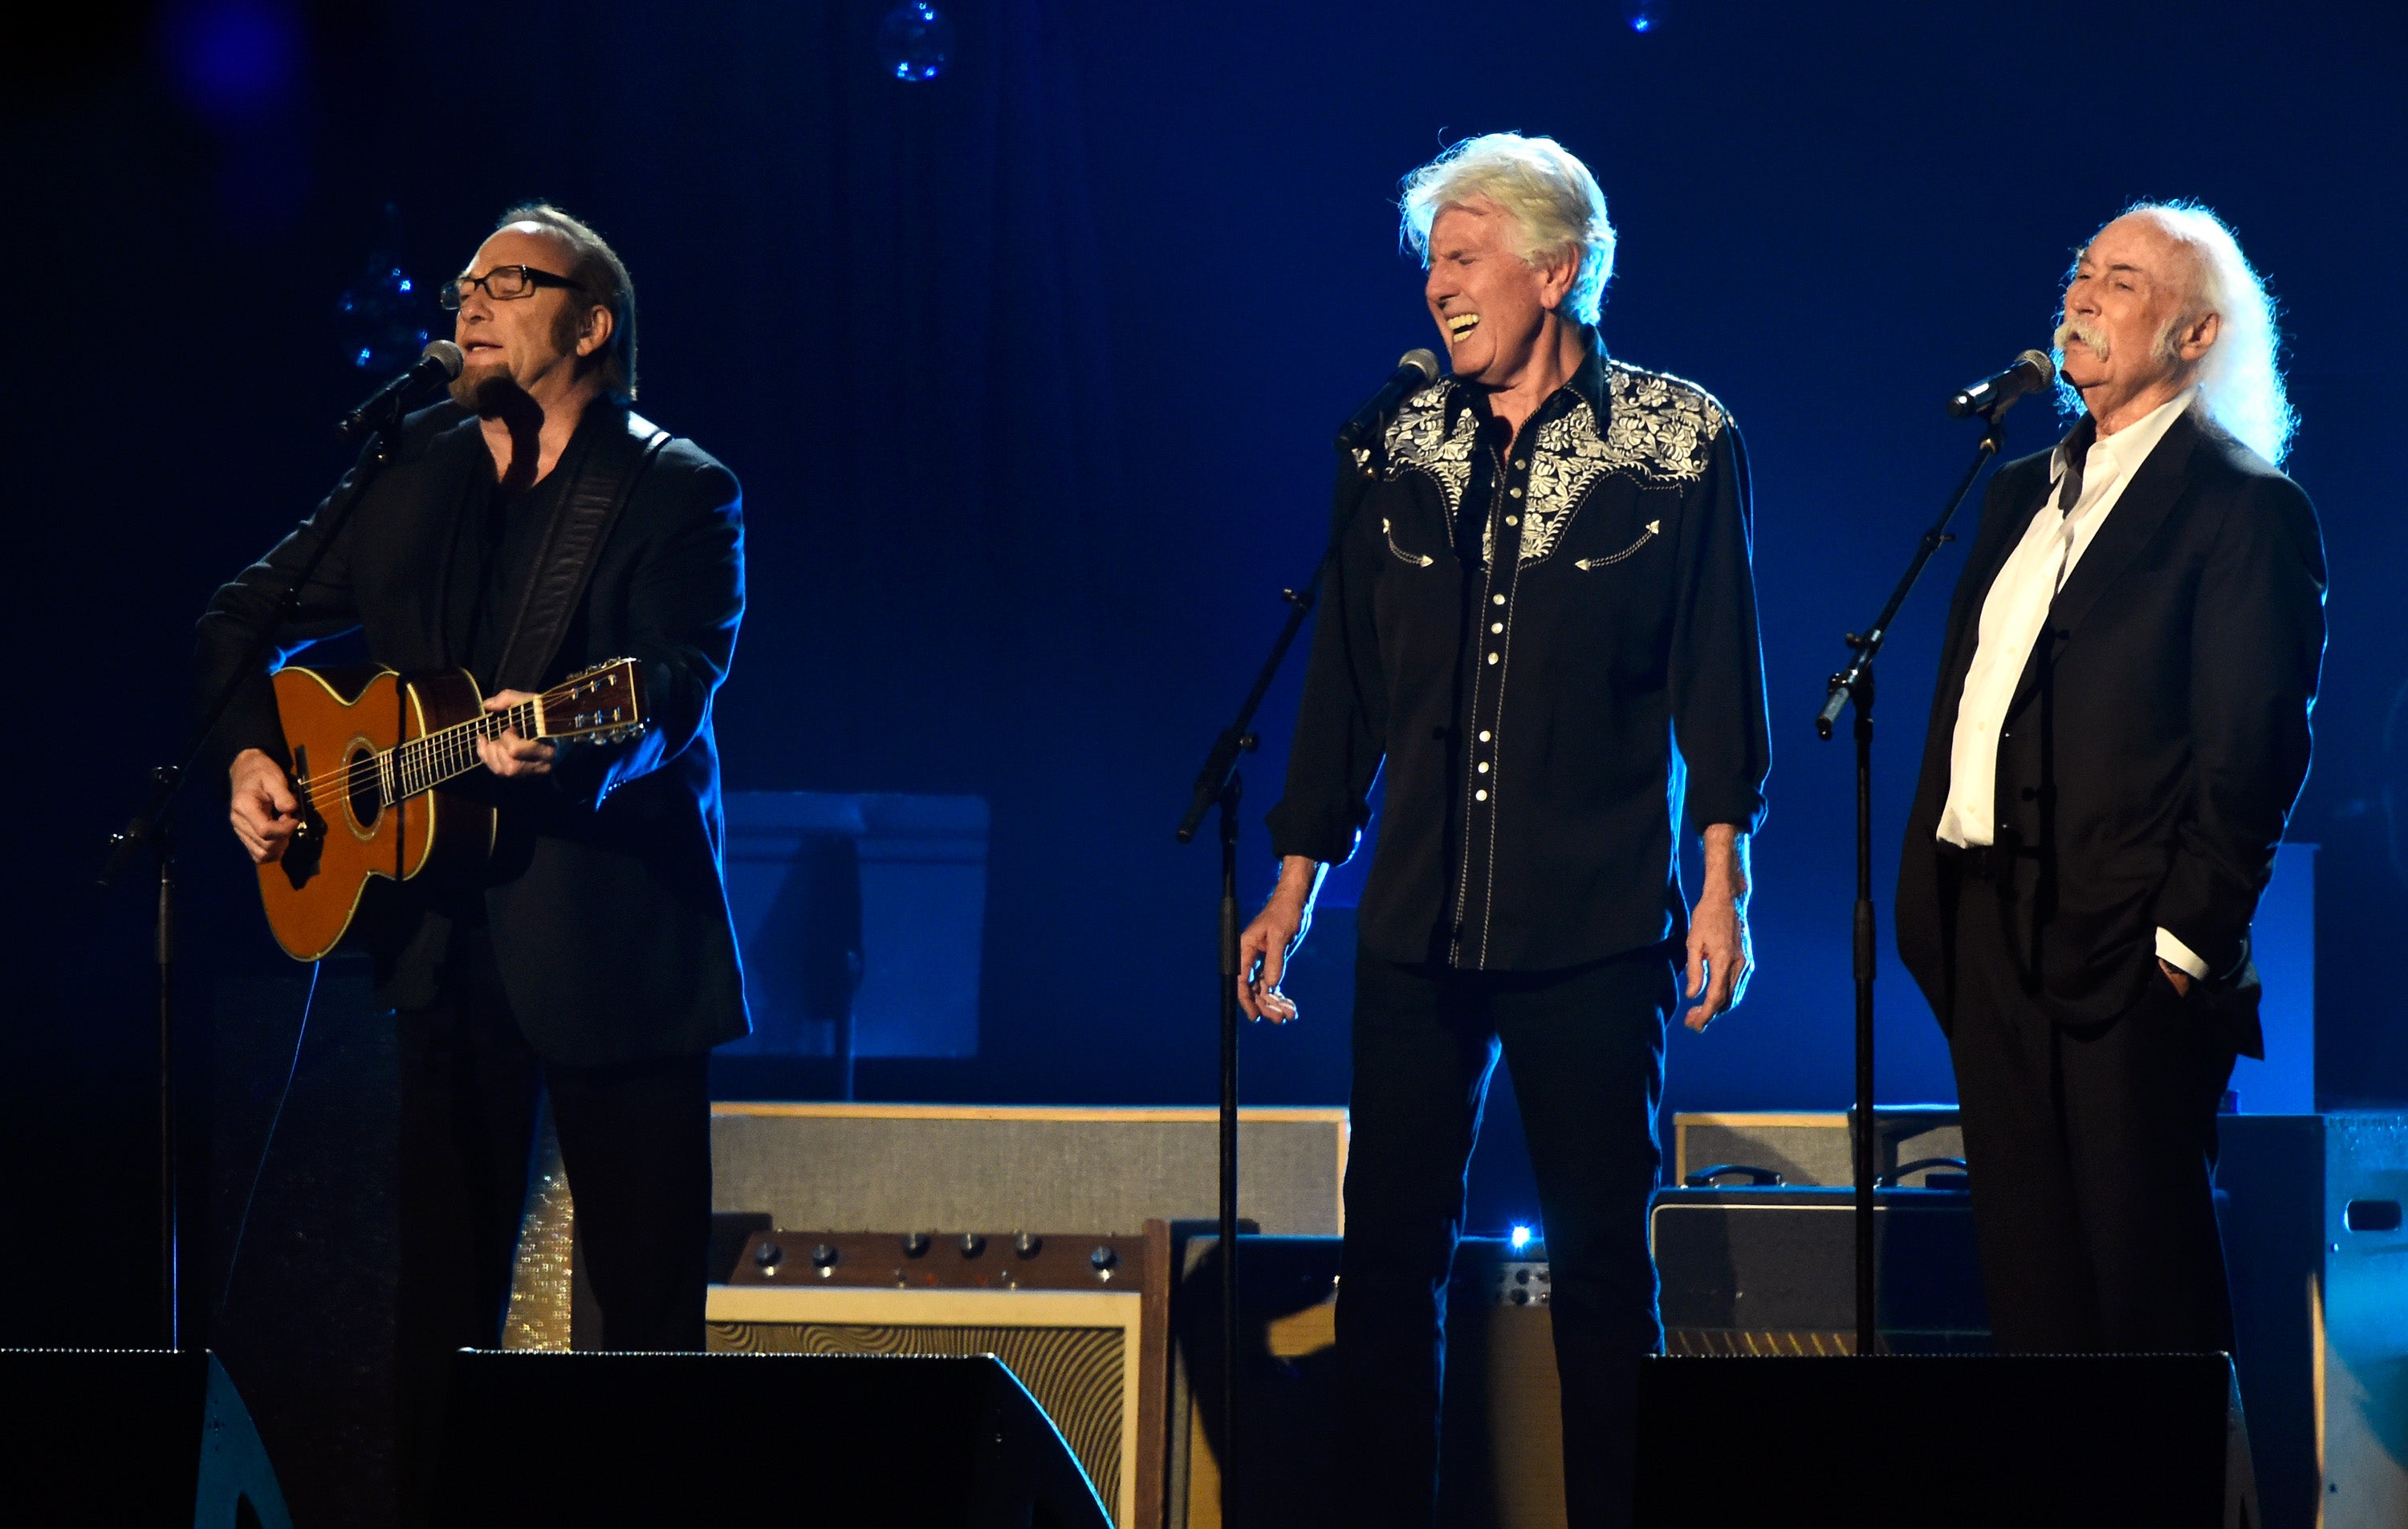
[259,665,496,960]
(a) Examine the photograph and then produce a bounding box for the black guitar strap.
[491,408,670,693]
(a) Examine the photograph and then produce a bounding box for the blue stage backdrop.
[3,0,2405,1333]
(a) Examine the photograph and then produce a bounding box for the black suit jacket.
[197,399,750,1066]
[1894,410,2325,1054]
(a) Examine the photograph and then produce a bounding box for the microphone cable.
[214,958,320,1328]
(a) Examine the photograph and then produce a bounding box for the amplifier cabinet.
[1671,1108,1962,1188]
[1649,1186,1986,1355]
[712,1103,1348,1238]
[709,1225,1170,1529]
[509,1104,1346,1352]
[1655,1114,2408,1528]
[2216,1113,2408,1529]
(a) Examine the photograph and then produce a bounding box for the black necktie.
[2056,417,2098,516]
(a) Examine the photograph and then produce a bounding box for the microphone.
[1336,348,1442,451]
[1946,349,2056,420]
[340,339,465,441]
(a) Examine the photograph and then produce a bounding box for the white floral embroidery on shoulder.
[1381,385,1479,524]
[1520,363,1728,563]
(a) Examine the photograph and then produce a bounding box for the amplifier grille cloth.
[711,1322,1124,1514]
[1666,1328,1858,1356]
[1666,1330,1992,1356]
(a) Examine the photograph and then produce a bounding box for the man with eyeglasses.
[195,204,748,1521]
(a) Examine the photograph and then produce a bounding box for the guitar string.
[283,669,639,815]
[290,697,640,815]
[291,693,633,815]
[292,702,541,814]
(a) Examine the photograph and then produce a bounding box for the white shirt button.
[1479,730,1491,742]
[1491,621,1503,633]
[1492,594,1505,606]
[1509,487,1523,498]
[1478,762,1490,774]
[1505,515,1519,527]
[1475,789,1488,801]
[1487,653,1499,665]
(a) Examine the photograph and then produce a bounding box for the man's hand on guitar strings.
[478,690,557,778]
[229,748,300,864]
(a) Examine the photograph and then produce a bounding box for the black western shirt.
[1266,340,1771,970]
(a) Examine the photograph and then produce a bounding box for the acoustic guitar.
[257,659,647,959]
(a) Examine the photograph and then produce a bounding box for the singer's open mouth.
[1446,312,1480,343]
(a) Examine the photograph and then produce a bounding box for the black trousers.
[392,923,712,1524]
[1337,941,1676,1529]
[1945,868,2238,1353]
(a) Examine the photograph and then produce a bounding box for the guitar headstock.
[539,658,649,743]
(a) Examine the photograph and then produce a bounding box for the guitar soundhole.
[347,743,382,833]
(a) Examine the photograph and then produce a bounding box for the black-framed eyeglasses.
[437,265,580,310]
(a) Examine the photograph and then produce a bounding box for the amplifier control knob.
[1014,1232,1043,1258]
[811,1243,840,1276]
[754,1242,784,1275]
[903,1231,932,1258]
[1088,1245,1117,1271]
[959,1233,987,1258]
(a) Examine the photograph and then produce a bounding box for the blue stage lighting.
[160,0,303,124]
[337,252,430,372]
[1509,1223,1536,1251]
[877,2,955,83]
[1623,0,1659,32]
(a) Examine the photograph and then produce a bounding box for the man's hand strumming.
[229,747,300,864]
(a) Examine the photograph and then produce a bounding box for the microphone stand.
[1815,407,2008,1358]
[1177,448,1379,1507]
[95,388,423,1351]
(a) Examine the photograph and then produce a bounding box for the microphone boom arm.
[1816,413,2006,736]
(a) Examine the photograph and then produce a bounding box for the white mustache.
[2056,317,2110,360]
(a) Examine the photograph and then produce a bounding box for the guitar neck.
[378,695,547,807]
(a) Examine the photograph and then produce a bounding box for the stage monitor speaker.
[0,1349,291,1527]
[1633,1353,2255,1527]
[441,1349,1110,1528]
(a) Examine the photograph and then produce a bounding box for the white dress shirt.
[1935,389,2210,978]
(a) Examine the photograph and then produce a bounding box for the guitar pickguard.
[278,742,328,891]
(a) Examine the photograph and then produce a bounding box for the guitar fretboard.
[379,697,543,806]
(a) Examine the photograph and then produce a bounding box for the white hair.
[1399,132,1617,327]
[2056,200,2296,466]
